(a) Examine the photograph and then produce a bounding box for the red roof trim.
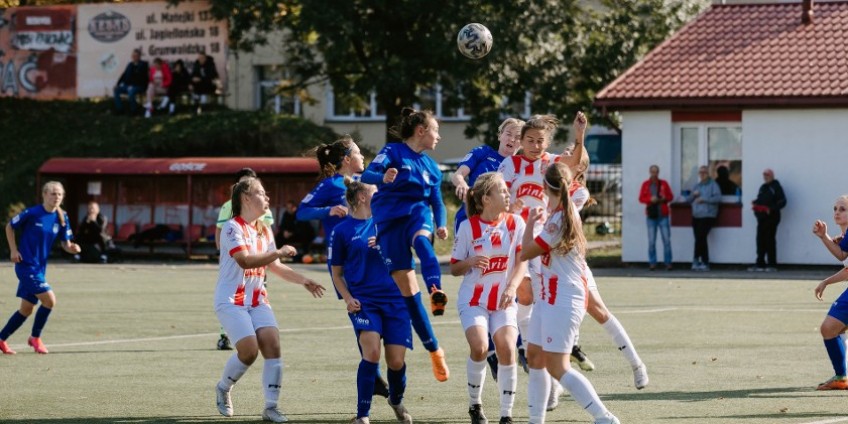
[595,96,848,110]
[672,111,741,122]
[38,157,320,175]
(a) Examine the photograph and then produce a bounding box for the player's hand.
[498,287,517,310]
[527,207,545,226]
[10,250,21,263]
[510,198,524,214]
[815,281,828,300]
[303,279,325,298]
[436,227,448,240]
[278,245,297,258]
[69,243,82,254]
[455,183,469,200]
[468,256,490,271]
[813,220,828,239]
[330,205,349,218]
[384,168,398,184]
[346,297,361,313]
[367,236,377,248]
[573,111,588,135]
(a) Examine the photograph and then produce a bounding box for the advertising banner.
[0,6,78,99]
[76,1,227,98]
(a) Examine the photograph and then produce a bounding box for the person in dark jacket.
[190,53,219,100]
[749,168,787,271]
[75,201,111,263]
[165,59,191,115]
[113,49,149,115]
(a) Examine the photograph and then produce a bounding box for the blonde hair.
[466,172,503,217]
[231,178,268,237]
[543,163,586,256]
[520,114,559,143]
[498,118,525,135]
[42,181,66,227]
[345,179,373,212]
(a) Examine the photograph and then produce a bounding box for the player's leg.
[356,331,382,421]
[491,309,518,423]
[253,305,287,423]
[28,290,56,354]
[525,303,548,424]
[410,209,447,317]
[818,311,848,390]
[515,276,533,373]
[586,286,648,389]
[215,306,259,417]
[0,296,37,355]
[462,308,490,424]
[382,302,413,424]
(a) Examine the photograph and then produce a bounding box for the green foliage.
[0,97,338,252]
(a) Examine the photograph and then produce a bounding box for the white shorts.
[536,300,586,354]
[528,257,542,298]
[585,266,598,291]
[458,303,517,334]
[215,302,278,344]
[525,302,542,346]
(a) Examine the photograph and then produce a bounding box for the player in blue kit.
[330,181,414,424]
[299,135,391,397]
[452,118,524,233]
[0,181,81,355]
[360,107,449,382]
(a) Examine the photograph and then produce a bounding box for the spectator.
[144,57,172,118]
[275,201,315,263]
[74,201,111,264]
[190,52,219,104]
[638,165,674,270]
[113,49,149,115]
[749,168,787,271]
[715,165,739,196]
[165,59,191,115]
[686,165,721,271]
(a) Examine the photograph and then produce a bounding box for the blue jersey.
[361,142,446,227]
[841,228,848,253]
[459,145,508,188]
[329,216,401,301]
[9,205,72,276]
[297,174,347,237]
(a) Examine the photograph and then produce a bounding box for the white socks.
[497,364,517,418]
[467,358,487,406]
[527,367,550,423]
[560,368,609,420]
[602,315,642,368]
[263,358,283,409]
[219,353,250,391]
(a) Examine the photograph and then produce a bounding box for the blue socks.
[356,359,378,418]
[413,235,441,293]
[0,311,27,341]
[388,363,407,406]
[403,293,438,352]
[824,337,847,376]
[32,307,52,338]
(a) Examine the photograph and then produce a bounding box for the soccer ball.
[457,23,493,59]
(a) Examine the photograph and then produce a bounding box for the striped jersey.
[215,216,274,307]
[498,152,560,224]
[534,209,588,307]
[451,213,525,311]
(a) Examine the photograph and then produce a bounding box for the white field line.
[799,418,848,424]
[7,305,824,350]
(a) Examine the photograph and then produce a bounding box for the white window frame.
[255,66,302,116]
[325,85,385,122]
[672,121,742,200]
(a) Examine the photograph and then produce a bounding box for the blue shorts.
[454,205,468,234]
[15,268,50,304]
[348,299,413,349]
[375,205,434,272]
[827,289,848,325]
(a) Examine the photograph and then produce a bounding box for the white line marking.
[799,417,848,424]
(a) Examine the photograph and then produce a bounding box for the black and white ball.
[457,23,493,60]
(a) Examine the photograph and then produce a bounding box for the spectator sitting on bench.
[190,52,219,106]
[113,49,149,115]
[144,57,172,118]
[275,201,315,263]
[75,201,111,263]
[165,59,191,115]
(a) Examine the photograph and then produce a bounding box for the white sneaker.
[262,406,289,423]
[144,109,152,118]
[633,363,649,390]
[594,413,621,424]
[215,384,233,417]
[387,398,413,423]
[351,417,371,424]
[546,380,564,411]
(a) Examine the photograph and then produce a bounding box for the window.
[256,65,302,116]
[325,82,474,121]
[674,123,742,201]
[325,85,384,121]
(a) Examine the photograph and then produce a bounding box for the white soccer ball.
[457,23,493,60]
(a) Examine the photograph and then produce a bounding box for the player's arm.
[559,112,588,170]
[5,222,20,263]
[61,239,81,254]
[429,179,448,239]
[296,186,335,221]
[267,258,325,298]
[360,149,397,184]
[331,265,360,312]
[813,220,848,261]
[452,165,472,200]
[520,208,548,262]
[815,266,848,300]
[500,247,528,310]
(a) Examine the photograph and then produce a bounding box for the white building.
[594,0,848,266]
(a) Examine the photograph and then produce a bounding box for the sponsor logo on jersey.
[243,268,265,278]
[373,154,387,164]
[52,224,59,234]
[482,255,509,276]
[516,183,544,201]
[422,171,430,184]
[461,153,472,162]
[490,230,502,249]
[541,252,551,268]
[545,221,560,234]
[11,215,20,224]
[302,193,314,203]
[354,315,370,326]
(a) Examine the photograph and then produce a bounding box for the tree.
[207,0,706,145]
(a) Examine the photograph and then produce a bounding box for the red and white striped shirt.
[534,209,588,307]
[215,216,274,307]
[498,152,561,227]
[451,213,525,311]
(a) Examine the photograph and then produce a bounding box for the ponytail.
[310,135,355,179]
[389,107,435,140]
[345,178,372,212]
[544,163,586,256]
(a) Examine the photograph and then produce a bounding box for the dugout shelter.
[38,157,319,258]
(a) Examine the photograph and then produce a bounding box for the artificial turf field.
[1,262,847,424]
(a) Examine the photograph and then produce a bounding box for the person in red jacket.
[638,165,674,270]
[144,57,172,118]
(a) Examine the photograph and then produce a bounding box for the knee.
[469,343,488,362]
[821,323,841,339]
[18,305,34,317]
[386,356,405,371]
[361,345,381,363]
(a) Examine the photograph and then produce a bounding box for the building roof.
[39,157,319,175]
[594,1,848,109]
